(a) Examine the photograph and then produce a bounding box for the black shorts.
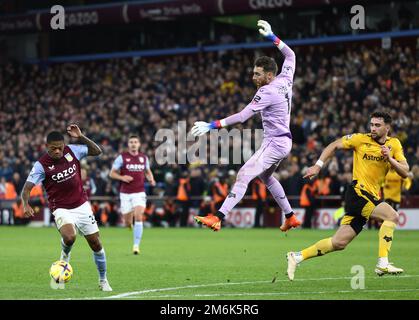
[385,199,400,212]
[342,183,382,234]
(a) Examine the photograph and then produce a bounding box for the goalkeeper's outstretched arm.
[190,105,255,137]
[190,20,293,137]
[257,20,295,80]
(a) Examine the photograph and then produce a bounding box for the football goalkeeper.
[191,20,301,232]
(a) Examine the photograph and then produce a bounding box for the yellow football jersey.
[383,168,412,202]
[341,133,406,199]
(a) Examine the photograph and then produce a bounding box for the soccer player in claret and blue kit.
[109,135,156,255]
[21,124,112,291]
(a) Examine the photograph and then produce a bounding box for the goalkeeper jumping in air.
[191,20,301,232]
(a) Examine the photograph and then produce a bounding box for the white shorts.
[120,192,147,214]
[53,201,99,236]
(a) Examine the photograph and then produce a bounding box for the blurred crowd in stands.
[1,40,418,227]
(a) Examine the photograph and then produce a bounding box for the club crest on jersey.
[64,153,73,162]
[139,157,144,163]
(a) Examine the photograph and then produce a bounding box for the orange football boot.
[194,214,222,232]
[280,215,301,232]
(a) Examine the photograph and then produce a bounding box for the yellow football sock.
[301,237,334,261]
[378,221,396,258]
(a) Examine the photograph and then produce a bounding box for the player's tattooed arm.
[21,181,35,217]
[78,135,102,156]
[67,124,102,156]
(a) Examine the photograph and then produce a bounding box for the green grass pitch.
[0,226,418,300]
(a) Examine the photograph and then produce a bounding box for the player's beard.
[254,77,267,89]
[371,132,385,143]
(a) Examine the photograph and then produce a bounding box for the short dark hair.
[46,131,64,143]
[370,111,392,124]
[254,56,278,75]
[129,135,140,141]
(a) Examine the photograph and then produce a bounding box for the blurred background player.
[287,112,410,280]
[20,125,112,291]
[109,135,156,254]
[191,20,301,232]
[383,167,413,211]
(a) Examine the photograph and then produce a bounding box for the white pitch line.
[124,288,419,299]
[73,274,419,300]
[103,280,269,299]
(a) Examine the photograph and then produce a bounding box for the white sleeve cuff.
[277,41,285,50]
[315,160,324,168]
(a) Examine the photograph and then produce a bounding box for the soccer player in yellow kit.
[286,112,410,280]
[383,167,413,211]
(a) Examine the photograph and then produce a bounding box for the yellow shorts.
[341,184,382,234]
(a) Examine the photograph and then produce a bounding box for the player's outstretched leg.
[194,167,258,231]
[194,144,277,231]
[286,225,356,280]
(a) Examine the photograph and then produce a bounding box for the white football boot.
[286,252,299,281]
[99,279,113,292]
[375,263,404,276]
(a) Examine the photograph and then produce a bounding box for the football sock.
[263,176,293,217]
[61,238,72,255]
[60,238,72,262]
[93,248,107,281]
[133,221,143,246]
[378,221,396,263]
[215,211,225,220]
[285,212,294,219]
[300,237,334,261]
